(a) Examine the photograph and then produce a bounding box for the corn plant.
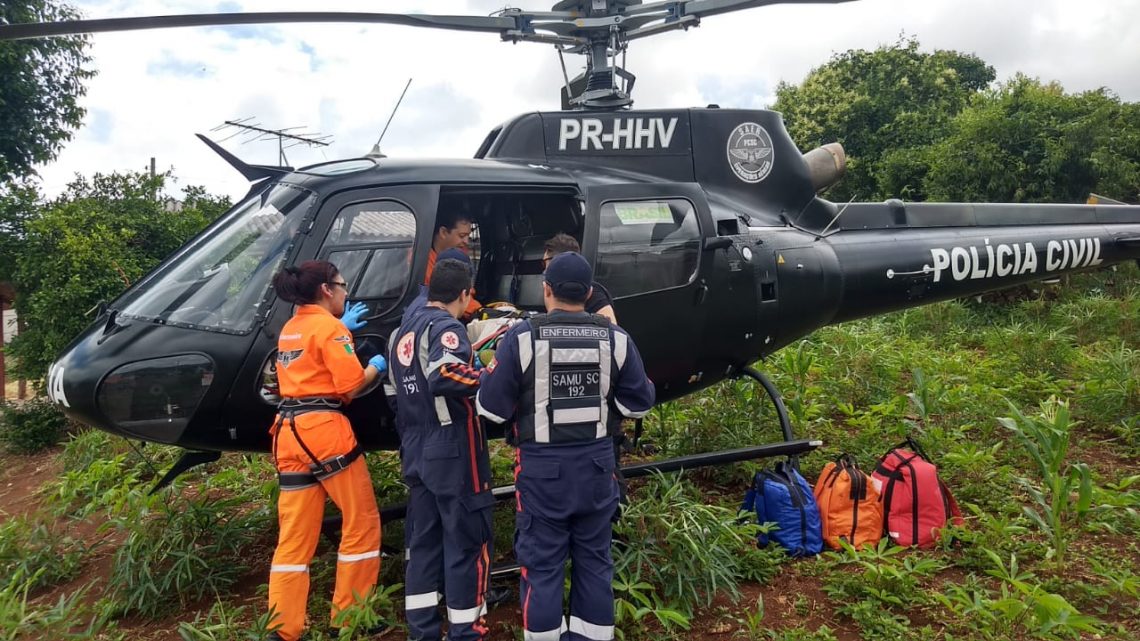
[778,341,825,427]
[997,398,1092,568]
[822,539,942,609]
[905,367,945,428]
[46,453,142,518]
[976,550,1100,639]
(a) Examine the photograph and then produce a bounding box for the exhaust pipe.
[802,142,846,192]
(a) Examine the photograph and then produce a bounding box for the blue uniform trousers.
[404,482,494,641]
[514,439,619,641]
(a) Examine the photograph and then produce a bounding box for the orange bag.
[813,454,884,550]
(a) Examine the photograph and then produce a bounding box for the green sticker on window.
[613,202,673,225]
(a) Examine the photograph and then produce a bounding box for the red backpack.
[871,438,963,548]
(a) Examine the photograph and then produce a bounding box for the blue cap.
[544,252,592,302]
[437,247,471,265]
[437,248,473,276]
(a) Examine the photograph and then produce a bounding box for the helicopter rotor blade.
[0,11,516,41]
[680,0,860,20]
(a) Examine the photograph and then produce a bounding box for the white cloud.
[31,0,1140,201]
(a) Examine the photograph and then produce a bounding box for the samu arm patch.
[440,330,460,351]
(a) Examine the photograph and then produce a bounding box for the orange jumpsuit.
[426,248,482,318]
[268,305,381,641]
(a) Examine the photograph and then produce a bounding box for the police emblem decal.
[726,122,775,184]
[441,331,460,351]
[397,332,415,367]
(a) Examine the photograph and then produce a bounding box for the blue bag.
[740,459,823,557]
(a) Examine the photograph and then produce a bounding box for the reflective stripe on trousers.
[569,614,615,640]
[523,618,567,641]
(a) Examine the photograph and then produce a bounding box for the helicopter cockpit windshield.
[115,183,316,333]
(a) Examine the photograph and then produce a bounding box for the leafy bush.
[0,515,88,590]
[821,540,942,636]
[58,428,118,472]
[612,575,689,640]
[613,472,782,616]
[104,486,273,618]
[0,572,114,641]
[0,397,69,454]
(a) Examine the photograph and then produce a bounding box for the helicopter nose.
[95,354,216,443]
[47,327,217,445]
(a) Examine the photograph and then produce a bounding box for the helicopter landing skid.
[149,450,222,494]
[321,365,821,570]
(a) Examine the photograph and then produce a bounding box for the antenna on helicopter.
[211,118,332,165]
[368,78,413,159]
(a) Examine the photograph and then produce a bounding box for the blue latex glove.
[368,354,387,374]
[341,301,369,331]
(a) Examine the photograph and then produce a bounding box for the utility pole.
[211,118,332,166]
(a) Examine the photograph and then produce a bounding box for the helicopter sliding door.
[583,183,713,400]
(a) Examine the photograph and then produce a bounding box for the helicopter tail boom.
[821,201,1140,324]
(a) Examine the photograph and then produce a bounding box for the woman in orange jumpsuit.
[267,260,387,641]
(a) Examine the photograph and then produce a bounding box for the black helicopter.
[6,0,1140,489]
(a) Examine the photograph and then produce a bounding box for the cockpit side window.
[321,201,417,317]
[116,183,316,333]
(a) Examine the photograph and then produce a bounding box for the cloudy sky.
[29,0,1140,201]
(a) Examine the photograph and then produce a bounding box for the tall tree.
[0,181,40,286]
[0,0,95,184]
[7,172,231,380]
[924,75,1140,204]
[772,37,994,202]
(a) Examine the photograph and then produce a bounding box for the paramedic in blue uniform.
[388,258,493,641]
[476,252,655,641]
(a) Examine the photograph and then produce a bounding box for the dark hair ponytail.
[273,260,340,304]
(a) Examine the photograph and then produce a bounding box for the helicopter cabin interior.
[444,187,584,311]
[317,184,711,319]
[448,187,710,312]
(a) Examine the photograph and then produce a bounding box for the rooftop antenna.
[368,78,413,159]
[211,118,332,166]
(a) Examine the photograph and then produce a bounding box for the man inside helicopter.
[426,210,482,320]
[542,232,617,324]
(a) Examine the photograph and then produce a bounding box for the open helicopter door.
[582,183,714,397]
[237,184,439,452]
[314,184,439,449]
